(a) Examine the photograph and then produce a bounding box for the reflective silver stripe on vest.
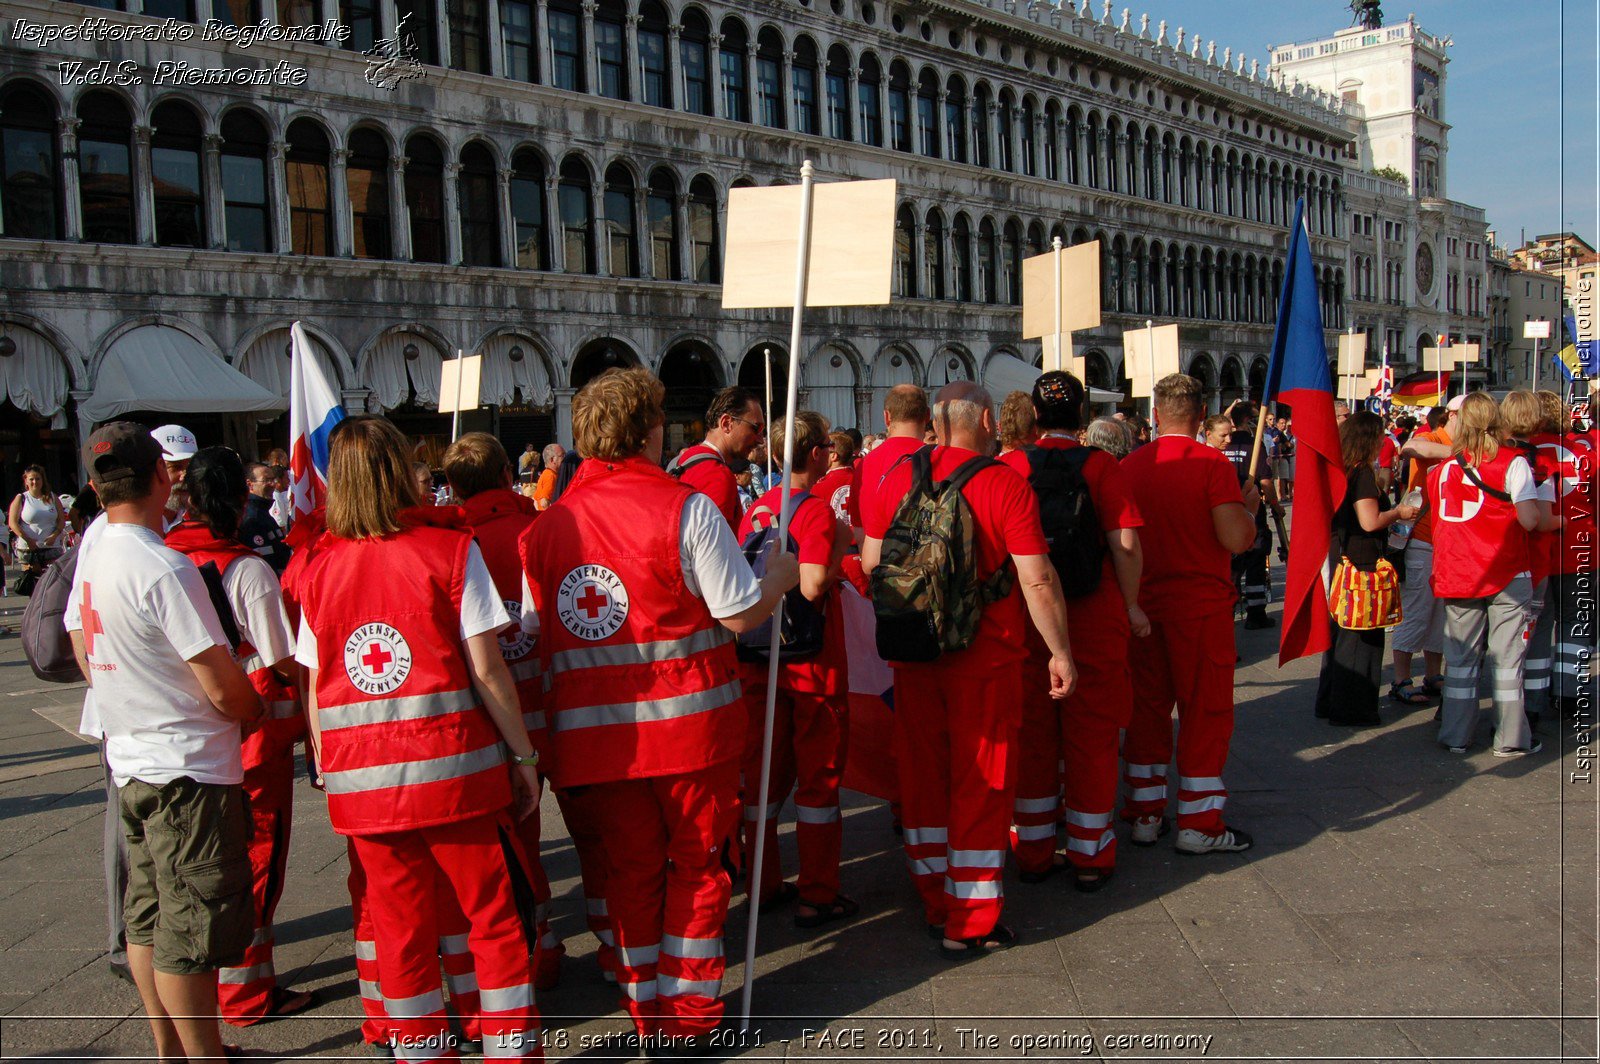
[522,710,547,733]
[548,627,731,674]
[384,987,446,1019]
[658,975,721,999]
[218,960,273,984]
[322,742,506,795]
[795,803,841,824]
[1124,762,1163,779]
[556,681,741,734]
[908,855,947,876]
[1011,823,1057,841]
[358,978,382,1001]
[1065,828,1116,857]
[250,926,273,947]
[943,877,1002,901]
[662,934,723,960]
[445,971,479,995]
[617,943,660,968]
[1063,808,1113,830]
[948,848,1004,869]
[1013,795,1059,815]
[318,687,479,733]
[354,938,378,961]
[509,659,542,683]
[238,652,266,674]
[903,826,947,846]
[439,933,471,955]
[619,979,656,1002]
[479,982,534,1012]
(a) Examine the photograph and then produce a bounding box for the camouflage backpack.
[869,447,1014,662]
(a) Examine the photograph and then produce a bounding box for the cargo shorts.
[119,776,255,976]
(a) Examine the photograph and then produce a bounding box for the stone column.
[444,160,463,265]
[744,43,757,123]
[877,76,889,147]
[498,166,516,267]
[666,23,682,109]
[707,33,725,119]
[487,0,506,77]
[854,387,872,430]
[435,0,452,67]
[201,133,226,249]
[544,173,564,270]
[390,155,412,260]
[57,117,83,241]
[268,139,292,253]
[535,0,550,84]
[921,224,937,297]
[581,0,599,94]
[1028,112,1044,177]
[1130,135,1146,198]
[933,89,947,158]
[986,101,1001,170]
[1073,122,1090,185]
[632,183,649,278]
[330,148,354,257]
[845,65,859,140]
[624,13,641,102]
[781,50,795,131]
[674,191,691,281]
[131,124,155,245]
[554,386,576,443]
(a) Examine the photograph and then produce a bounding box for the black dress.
[1314,465,1388,725]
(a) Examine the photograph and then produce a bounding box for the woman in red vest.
[1428,393,1552,757]
[164,447,315,1026]
[520,368,796,1050]
[298,416,544,1061]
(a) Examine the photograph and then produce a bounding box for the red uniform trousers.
[593,759,740,1039]
[1010,584,1132,873]
[1120,614,1235,836]
[512,808,566,989]
[217,746,294,1024]
[894,663,1021,940]
[552,788,614,981]
[350,814,543,1061]
[740,681,849,907]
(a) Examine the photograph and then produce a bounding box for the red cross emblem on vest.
[575,584,610,620]
[556,564,630,641]
[82,582,105,657]
[361,642,393,675]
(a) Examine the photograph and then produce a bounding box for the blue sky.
[1124,1,1597,249]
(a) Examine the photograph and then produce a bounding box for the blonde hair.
[444,432,512,499]
[771,410,830,463]
[573,367,664,460]
[327,416,422,539]
[1153,373,1204,423]
[1499,391,1544,440]
[1452,392,1501,466]
[1536,390,1564,434]
[998,391,1037,451]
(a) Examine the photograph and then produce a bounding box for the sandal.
[1389,681,1433,706]
[1073,867,1114,894]
[940,924,1019,961]
[1019,852,1068,885]
[795,894,860,929]
[258,985,317,1023]
[756,882,799,914]
[1423,674,1446,697]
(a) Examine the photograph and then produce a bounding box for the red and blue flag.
[288,321,346,520]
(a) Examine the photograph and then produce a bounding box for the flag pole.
[763,346,774,484]
[1532,332,1541,391]
[741,158,815,1030]
[1145,319,1154,423]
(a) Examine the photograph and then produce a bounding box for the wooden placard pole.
[1021,240,1100,373]
[763,346,773,483]
[1052,236,1064,374]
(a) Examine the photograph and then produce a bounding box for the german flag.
[1392,371,1444,407]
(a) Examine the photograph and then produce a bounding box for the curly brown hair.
[573,368,665,460]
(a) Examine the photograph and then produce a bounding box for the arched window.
[285,118,332,256]
[720,19,750,122]
[1064,106,1080,184]
[1104,117,1119,193]
[951,215,972,301]
[559,157,594,273]
[500,0,537,81]
[638,0,670,107]
[825,45,851,140]
[0,82,60,240]
[894,203,916,298]
[404,134,445,263]
[792,37,820,136]
[1026,221,1045,256]
[1019,97,1036,177]
[944,76,967,164]
[972,82,993,168]
[1085,112,1102,187]
[347,127,391,259]
[447,0,489,73]
[688,175,718,282]
[857,54,883,147]
[394,0,439,64]
[1043,100,1060,181]
[646,167,679,280]
[548,0,585,91]
[595,0,628,100]
[1001,220,1021,305]
[915,68,939,159]
[996,90,1015,172]
[602,163,637,277]
[887,61,912,153]
[924,208,947,299]
[219,109,270,252]
[972,217,998,302]
[459,142,499,267]
[1123,121,1139,194]
[679,11,711,116]
[341,0,379,52]
[509,148,545,269]
[151,101,205,248]
[1144,128,1159,200]
[755,28,784,128]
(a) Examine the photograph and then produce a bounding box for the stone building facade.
[0,0,1354,488]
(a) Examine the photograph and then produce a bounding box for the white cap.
[151,424,198,461]
[1446,395,1466,413]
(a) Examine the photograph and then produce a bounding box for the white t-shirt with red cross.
[70,523,238,788]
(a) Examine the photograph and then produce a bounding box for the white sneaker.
[1175,826,1254,855]
[1129,816,1167,846]
[1493,740,1543,758]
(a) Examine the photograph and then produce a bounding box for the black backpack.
[735,493,827,663]
[20,546,82,683]
[1023,444,1105,598]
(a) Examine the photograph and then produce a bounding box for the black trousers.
[1315,618,1386,724]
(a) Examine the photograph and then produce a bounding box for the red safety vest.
[521,455,743,788]
[1428,449,1530,599]
[460,487,546,754]
[300,507,510,835]
[165,522,305,766]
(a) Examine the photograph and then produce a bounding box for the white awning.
[983,353,1123,404]
[81,326,286,424]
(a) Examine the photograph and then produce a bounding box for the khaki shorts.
[120,776,255,976]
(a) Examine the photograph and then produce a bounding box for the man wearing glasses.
[669,386,768,531]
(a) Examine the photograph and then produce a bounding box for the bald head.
[931,381,995,451]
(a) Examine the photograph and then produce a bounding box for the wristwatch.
[511,750,540,768]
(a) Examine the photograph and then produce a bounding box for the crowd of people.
[47,364,1594,1061]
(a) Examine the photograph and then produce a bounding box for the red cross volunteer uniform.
[297,507,541,1062]
[672,443,742,531]
[521,456,756,1041]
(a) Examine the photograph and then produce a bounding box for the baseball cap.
[1446,395,1466,412]
[83,422,163,489]
[151,424,198,461]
